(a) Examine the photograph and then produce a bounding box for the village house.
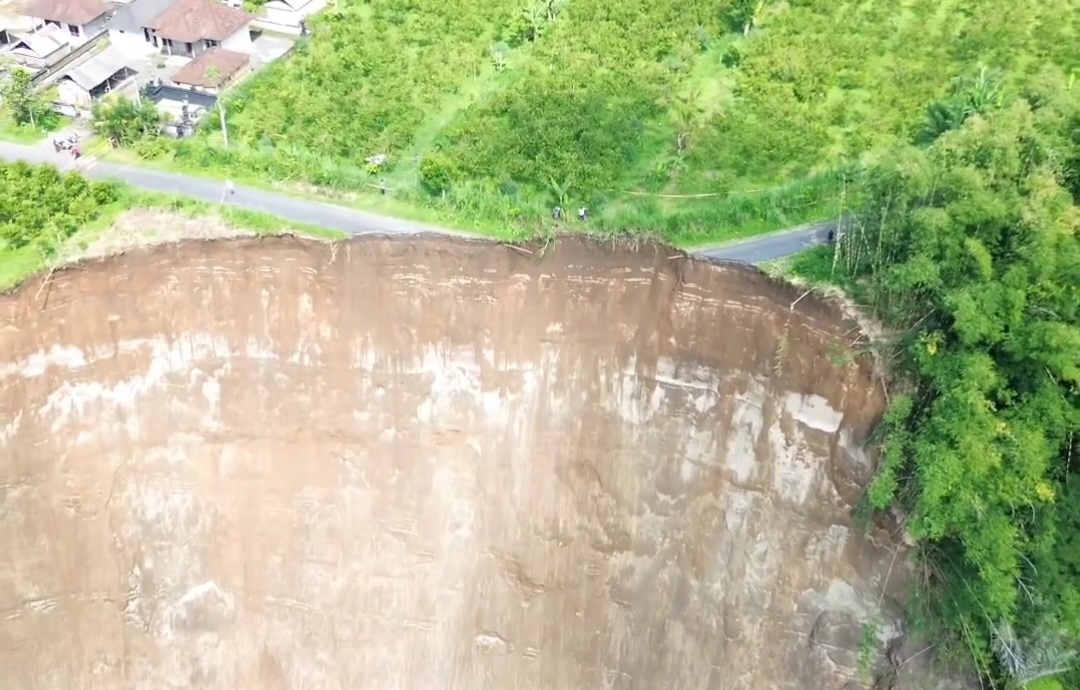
[255,0,324,34]
[106,0,175,56]
[22,0,112,45]
[1,22,69,68]
[0,9,35,46]
[144,0,253,58]
[168,47,250,94]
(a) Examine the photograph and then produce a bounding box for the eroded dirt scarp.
[1,235,949,689]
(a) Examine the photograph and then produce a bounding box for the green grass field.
[164,0,1079,243]
[0,118,53,144]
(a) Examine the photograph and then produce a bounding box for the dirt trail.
[0,235,966,689]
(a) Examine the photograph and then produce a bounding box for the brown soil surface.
[0,235,962,689]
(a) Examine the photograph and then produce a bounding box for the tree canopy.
[0,161,122,251]
[0,68,57,130]
[91,96,165,148]
[831,74,1080,686]
[164,0,1080,244]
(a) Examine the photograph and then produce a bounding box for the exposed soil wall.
[1,235,948,689]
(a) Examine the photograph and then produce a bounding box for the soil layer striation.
[3,236,940,689]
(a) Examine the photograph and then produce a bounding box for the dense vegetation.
[790,72,1080,687]
[0,160,121,250]
[0,159,342,290]
[0,67,62,138]
[5,0,1079,685]
[0,160,124,288]
[160,0,1080,244]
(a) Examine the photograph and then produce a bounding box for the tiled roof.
[149,0,252,42]
[170,47,248,87]
[24,0,111,25]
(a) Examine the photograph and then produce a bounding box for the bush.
[0,161,120,249]
[418,153,457,194]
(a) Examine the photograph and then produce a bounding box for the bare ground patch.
[60,209,259,264]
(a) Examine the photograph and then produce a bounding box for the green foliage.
[91,96,165,147]
[0,68,57,130]
[858,614,883,682]
[919,66,1006,144]
[170,0,1080,242]
[833,87,1080,683]
[992,620,1077,688]
[418,152,457,194]
[436,68,658,194]
[0,161,121,251]
[219,0,521,160]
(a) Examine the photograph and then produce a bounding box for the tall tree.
[843,93,1080,682]
[1,68,52,128]
[91,96,164,147]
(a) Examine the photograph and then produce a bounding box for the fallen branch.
[34,263,58,303]
[503,244,533,255]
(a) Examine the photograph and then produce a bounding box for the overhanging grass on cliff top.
[158,0,1078,242]
[0,160,346,292]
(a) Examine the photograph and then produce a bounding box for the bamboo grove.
[829,69,1080,688]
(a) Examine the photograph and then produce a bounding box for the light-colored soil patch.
[61,209,258,264]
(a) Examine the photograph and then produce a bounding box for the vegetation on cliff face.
[803,70,1080,687]
[153,0,1079,243]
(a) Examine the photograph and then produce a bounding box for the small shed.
[56,45,137,108]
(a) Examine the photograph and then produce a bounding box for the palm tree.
[992,620,1077,689]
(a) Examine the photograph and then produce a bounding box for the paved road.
[0,139,835,263]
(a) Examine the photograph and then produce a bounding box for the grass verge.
[0,187,346,292]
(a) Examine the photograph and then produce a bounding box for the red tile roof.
[170,48,249,87]
[24,0,111,24]
[149,0,252,42]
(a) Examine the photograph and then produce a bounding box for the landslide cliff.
[0,235,960,689]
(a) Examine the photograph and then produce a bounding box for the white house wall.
[6,50,48,69]
[56,80,91,108]
[258,0,325,33]
[221,26,252,53]
[82,15,109,38]
[262,5,299,30]
[108,28,154,57]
